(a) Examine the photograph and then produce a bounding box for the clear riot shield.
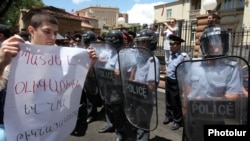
[118,47,158,131]
[176,56,249,141]
[91,42,122,104]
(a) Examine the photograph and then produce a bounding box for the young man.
[150,23,159,41]
[203,13,220,33]
[161,18,179,68]
[207,13,220,26]
[164,35,190,130]
[0,12,97,140]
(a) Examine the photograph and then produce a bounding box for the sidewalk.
[66,88,183,141]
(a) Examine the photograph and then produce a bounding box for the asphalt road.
[65,88,183,141]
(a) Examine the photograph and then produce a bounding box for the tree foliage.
[0,0,44,30]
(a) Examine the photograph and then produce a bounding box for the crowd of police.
[69,23,249,141]
[77,19,249,141]
[59,18,249,140]
[67,27,162,141]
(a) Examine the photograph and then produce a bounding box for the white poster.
[4,43,91,141]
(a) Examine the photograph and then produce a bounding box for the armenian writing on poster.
[4,43,91,141]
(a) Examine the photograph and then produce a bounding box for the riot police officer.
[97,30,127,141]
[127,28,160,141]
[186,25,242,99]
[179,25,246,141]
[81,30,103,123]
[71,30,98,136]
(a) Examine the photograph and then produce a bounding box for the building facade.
[18,6,102,39]
[155,0,249,30]
[77,6,127,31]
[154,0,250,58]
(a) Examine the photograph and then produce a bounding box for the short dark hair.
[18,29,29,41]
[29,13,59,29]
[209,13,221,20]
[0,24,11,38]
[127,30,136,38]
[170,18,176,23]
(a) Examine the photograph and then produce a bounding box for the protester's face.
[28,22,58,45]
[207,15,216,25]
[169,20,176,27]
[151,25,157,31]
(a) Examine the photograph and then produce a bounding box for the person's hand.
[87,46,97,68]
[0,35,24,68]
[164,22,169,27]
[114,69,120,76]
[128,66,136,81]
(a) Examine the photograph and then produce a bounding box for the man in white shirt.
[161,18,179,69]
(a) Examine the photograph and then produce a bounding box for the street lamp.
[203,0,217,13]
[117,17,125,28]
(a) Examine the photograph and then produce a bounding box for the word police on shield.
[190,100,236,119]
[126,80,148,99]
[98,67,115,82]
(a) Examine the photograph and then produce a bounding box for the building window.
[236,0,244,8]
[223,0,244,10]
[224,0,233,10]
[215,3,222,11]
[194,0,201,9]
[166,9,172,19]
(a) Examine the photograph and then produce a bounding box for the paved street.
[66,88,183,141]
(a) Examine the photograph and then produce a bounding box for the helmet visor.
[200,31,229,57]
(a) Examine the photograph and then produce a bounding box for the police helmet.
[135,29,157,51]
[82,30,96,46]
[200,25,229,57]
[105,30,124,48]
[73,33,82,43]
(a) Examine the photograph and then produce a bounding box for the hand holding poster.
[4,43,91,141]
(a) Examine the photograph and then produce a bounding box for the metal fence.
[153,20,250,64]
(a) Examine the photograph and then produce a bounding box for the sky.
[42,0,175,25]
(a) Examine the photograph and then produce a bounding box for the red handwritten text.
[21,51,76,66]
[14,79,80,94]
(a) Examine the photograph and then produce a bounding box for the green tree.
[0,0,44,30]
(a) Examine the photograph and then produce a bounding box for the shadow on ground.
[150,135,172,141]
